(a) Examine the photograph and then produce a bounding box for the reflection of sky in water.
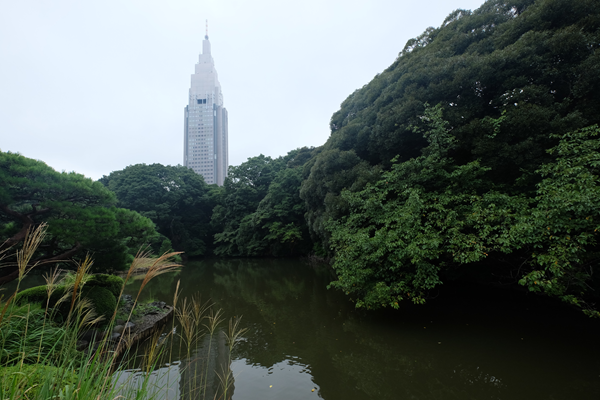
[231,358,320,400]
[113,363,180,400]
[113,357,320,400]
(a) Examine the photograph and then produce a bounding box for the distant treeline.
[2,0,600,314]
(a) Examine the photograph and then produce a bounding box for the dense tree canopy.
[0,151,157,283]
[289,0,600,314]
[326,106,600,315]
[305,0,600,251]
[211,148,316,257]
[99,164,216,257]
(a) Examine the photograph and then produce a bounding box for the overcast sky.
[0,0,486,180]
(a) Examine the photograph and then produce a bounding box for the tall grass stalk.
[217,316,248,400]
[37,268,62,362]
[14,223,47,295]
[1,235,245,400]
[65,254,94,326]
[168,279,181,366]
[202,308,224,400]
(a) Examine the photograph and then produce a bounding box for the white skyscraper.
[183,27,228,185]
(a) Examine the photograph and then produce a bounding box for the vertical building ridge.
[183,30,228,186]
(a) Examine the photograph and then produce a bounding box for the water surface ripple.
[123,258,600,400]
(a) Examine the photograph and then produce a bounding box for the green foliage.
[0,305,69,365]
[300,149,381,255]
[519,124,600,315]
[327,103,600,314]
[306,0,600,255]
[15,286,66,309]
[0,151,158,276]
[0,364,78,399]
[86,274,124,298]
[100,163,215,257]
[327,105,514,308]
[81,286,117,321]
[212,149,316,257]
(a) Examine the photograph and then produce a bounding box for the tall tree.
[100,163,215,257]
[212,154,286,256]
[327,106,600,315]
[212,149,316,257]
[0,151,157,284]
[303,0,600,261]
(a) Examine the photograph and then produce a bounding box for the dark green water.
[119,258,600,400]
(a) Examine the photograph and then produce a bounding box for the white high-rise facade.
[183,31,228,186]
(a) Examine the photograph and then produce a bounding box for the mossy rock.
[81,286,117,321]
[87,274,124,298]
[0,364,78,398]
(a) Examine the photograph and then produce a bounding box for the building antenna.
[205,20,209,39]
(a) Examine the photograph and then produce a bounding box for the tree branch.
[0,242,82,286]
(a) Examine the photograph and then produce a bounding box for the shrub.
[81,287,117,321]
[15,274,124,322]
[87,274,124,298]
[15,285,66,309]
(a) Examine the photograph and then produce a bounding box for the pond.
[118,258,600,400]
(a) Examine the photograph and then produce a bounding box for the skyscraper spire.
[202,20,211,56]
[184,21,228,186]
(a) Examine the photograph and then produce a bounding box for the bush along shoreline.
[0,224,246,400]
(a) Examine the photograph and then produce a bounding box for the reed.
[217,316,248,400]
[15,223,47,292]
[202,308,224,399]
[0,225,246,400]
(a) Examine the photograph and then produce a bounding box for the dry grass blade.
[37,267,65,362]
[43,268,63,310]
[0,292,16,326]
[76,298,104,332]
[16,223,47,282]
[215,366,235,400]
[204,308,224,335]
[191,293,212,328]
[124,247,154,283]
[135,251,182,300]
[66,254,94,320]
[168,279,181,365]
[0,238,14,263]
[176,298,196,349]
[142,327,166,373]
[173,279,181,310]
[226,317,248,351]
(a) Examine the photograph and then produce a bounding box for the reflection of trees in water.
[326,323,507,399]
[209,259,345,367]
[196,259,524,399]
[178,331,233,400]
[124,259,600,399]
[125,269,182,303]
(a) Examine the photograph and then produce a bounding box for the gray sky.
[0,0,485,180]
